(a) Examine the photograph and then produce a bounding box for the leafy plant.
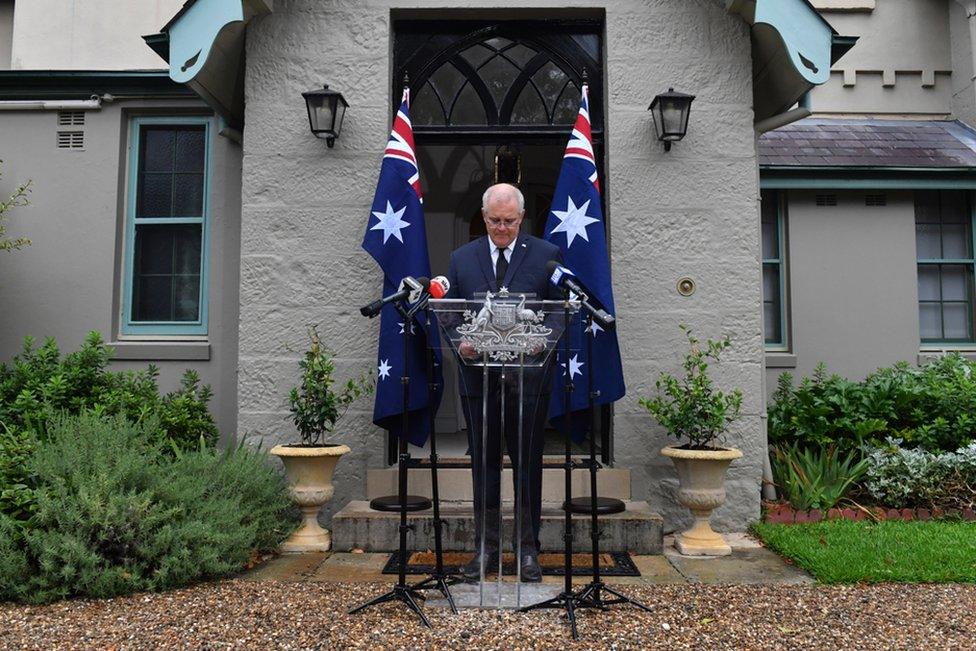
[0,412,296,604]
[864,438,976,510]
[0,160,32,252]
[771,442,870,511]
[639,326,743,449]
[287,326,373,446]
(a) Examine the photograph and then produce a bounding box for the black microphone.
[546,261,615,328]
[360,276,430,318]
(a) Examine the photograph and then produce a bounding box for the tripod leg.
[440,578,459,615]
[347,590,395,615]
[404,590,434,629]
[599,584,653,612]
[566,597,578,641]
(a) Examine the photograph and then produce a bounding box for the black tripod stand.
[519,292,594,639]
[410,303,463,612]
[572,312,651,613]
[349,300,432,628]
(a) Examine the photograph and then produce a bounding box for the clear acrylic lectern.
[429,290,578,609]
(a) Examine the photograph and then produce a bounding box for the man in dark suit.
[446,183,563,582]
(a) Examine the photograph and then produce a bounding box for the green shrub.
[771,442,869,511]
[769,355,976,455]
[0,412,295,604]
[864,439,976,510]
[0,331,219,448]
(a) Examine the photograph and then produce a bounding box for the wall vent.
[815,193,837,207]
[57,111,85,126]
[56,131,85,149]
[865,193,887,207]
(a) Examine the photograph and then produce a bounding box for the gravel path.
[2,580,974,650]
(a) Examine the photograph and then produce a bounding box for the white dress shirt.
[489,239,514,274]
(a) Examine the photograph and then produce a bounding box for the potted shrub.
[639,326,744,556]
[272,326,372,552]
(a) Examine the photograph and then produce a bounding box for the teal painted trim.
[121,116,213,337]
[755,0,833,85]
[167,0,243,84]
[761,177,976,190]
[0,70,195,100]
[763,190,789,350]
[763,165,976,173]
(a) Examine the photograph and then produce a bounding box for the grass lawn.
[752,519,976,584]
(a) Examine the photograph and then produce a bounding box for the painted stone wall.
[239,0,763,531]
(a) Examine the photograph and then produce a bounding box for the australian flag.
[362,88,440,446]
[545,84,625,437]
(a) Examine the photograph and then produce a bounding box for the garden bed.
[763,501,976,524]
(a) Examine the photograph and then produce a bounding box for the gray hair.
[482,183,525,212]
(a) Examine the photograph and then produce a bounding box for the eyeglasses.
[485,216,520,229]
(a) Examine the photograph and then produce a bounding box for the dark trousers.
[461,381,549,556]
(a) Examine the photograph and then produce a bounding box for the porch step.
[366,463,631,502]
[331,500,663,554]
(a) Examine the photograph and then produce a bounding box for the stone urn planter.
[662,445,743,556]
[272,443,351,553]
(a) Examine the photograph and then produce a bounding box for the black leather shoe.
[520,553,542,582]
[462,551,496,582]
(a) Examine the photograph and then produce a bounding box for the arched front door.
[392,19,611,461]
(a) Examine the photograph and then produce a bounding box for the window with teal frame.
[761,190,787,348]
[121,117,211,336]
[915,190,975,344]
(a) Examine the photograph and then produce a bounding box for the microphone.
[360,276,430,318]
[545,260,615,328]
[429,275,450,299]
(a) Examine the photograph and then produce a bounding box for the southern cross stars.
[370,200,410,244]
[561,354,584,379]
[377,359,392,380]
[549,195,599,248]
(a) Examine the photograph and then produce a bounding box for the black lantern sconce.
[302,84,349,148]
[648,88,695,152]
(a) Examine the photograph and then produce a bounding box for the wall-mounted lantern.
[648,88,695,152]
[302,84,348,148]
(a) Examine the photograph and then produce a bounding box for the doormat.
[382,551,640,577]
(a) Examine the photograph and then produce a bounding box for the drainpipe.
[0,94,111,111]
[755,92,812,135]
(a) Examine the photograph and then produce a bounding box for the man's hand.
[459,342,478,359]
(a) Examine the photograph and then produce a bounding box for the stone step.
[366,463,631,502]
[331,500,663,555]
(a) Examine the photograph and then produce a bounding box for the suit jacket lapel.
[502,233,530,289]
[474,236,495,290]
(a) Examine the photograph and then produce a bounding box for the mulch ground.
[2,579,974,650]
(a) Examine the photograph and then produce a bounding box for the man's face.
[483,197,523,249]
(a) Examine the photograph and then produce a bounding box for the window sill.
[110,341,211,361]
[918,349,976,365]
[810,0,875,12]
[765,353,797,368]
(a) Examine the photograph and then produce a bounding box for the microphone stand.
[410,300,462,612]
[349,297,432,628]
[573,311,651,613]
[519,288,592,640]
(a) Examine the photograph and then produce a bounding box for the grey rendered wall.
[0,100,242,440]
[811,0,953,116]
[240,0,764,532]
[765,190,920,394]
[950,1,976,125]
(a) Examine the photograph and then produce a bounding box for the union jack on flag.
[362,87,441,445]
[545,84,625,437]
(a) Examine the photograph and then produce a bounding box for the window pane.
[531,61,568,115]
[459,44,493,69]
[504,43,537,68]
[134,276,172,321]
[916,223,942,259]
[479,54,519,110]
[763,264,780,300]
[429,62,466,109]
[510,83,547,124]
[919,302,942,340]
[175,128,205,172]
[940,191,967,224]
[943,302,972,340]
[942,223,971,259]
[762,216,778,260]
[173,173,204,217]
[764,302,781,344]
[917,265,940,301]
[131,224,201,322]
[941,265,971,301]
[139,172,173,217]
[450,82,487,125]
[552,82,580,124]
[142,128,174,172]
[914,191,940,224]
[411,82,446,126]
